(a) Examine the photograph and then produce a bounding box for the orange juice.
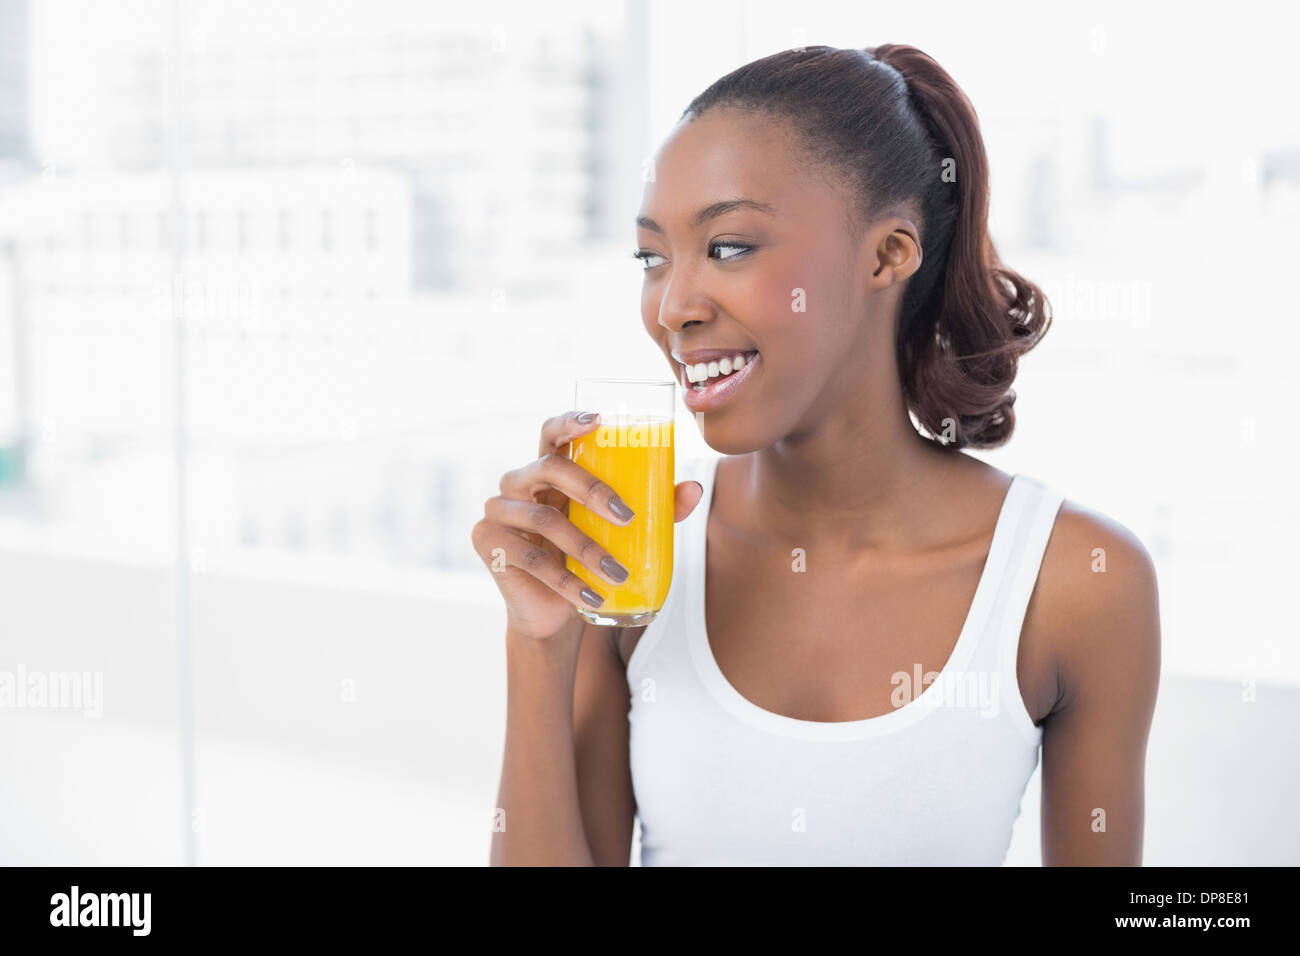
[567,417,674,623]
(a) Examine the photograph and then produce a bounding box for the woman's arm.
[572,624,638,864]
[1039,506,1162,865]
[490,619,636,866]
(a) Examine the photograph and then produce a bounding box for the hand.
[471,410,704,640]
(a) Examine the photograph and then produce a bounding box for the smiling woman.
[475,43,1160,867]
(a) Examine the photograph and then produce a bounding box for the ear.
[866,217,922,288]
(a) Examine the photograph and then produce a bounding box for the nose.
[656,265,717,334]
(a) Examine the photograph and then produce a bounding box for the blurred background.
[0,0,1296,865]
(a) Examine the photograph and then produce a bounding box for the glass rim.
[574,377,676,387]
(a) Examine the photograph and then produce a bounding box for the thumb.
[673,480,704,523]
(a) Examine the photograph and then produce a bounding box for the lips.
[676,350,762,413]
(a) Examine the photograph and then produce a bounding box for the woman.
[473,44,1161,866]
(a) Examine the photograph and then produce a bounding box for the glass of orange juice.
[566,378,675,626]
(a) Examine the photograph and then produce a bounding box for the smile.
[671,348,761,412]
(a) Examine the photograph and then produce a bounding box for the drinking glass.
[566,378,676,626]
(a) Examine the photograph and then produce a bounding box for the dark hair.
[681,44,1051,449]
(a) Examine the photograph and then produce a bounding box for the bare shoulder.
[1041,497,1161,620]
[1029,493,1163,714]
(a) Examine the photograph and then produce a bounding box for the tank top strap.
[986,474,1065,739]
[675,454,720,578]
[990,475,1065,649]
[624,454,721,687]
[688,454,722,501]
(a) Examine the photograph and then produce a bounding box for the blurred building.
[98,23,615,294]
[0,1,649,570]
[0,166,412,436]
[0,0,28,171]
[0,0,30,484]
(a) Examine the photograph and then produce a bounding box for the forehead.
[640,107,828,222]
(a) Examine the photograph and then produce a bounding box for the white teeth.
[680,353,754,388]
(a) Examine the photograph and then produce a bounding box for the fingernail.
[575,411,597,424]
[601,556,629,584]
[581,587,604,608]
[609,496,635,521]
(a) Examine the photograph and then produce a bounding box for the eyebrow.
[636,198,776,234]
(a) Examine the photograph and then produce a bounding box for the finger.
[474,521,606,610]
[484,496,630,587]
[539,409,602,457]
[674,480,704,522]
[499,453,635,526]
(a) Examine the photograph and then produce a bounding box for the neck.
[740,397,959,555]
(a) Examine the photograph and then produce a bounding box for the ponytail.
[867,44,1050,448]
[683,44,1052,449]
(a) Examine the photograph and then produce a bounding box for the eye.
[709,241,753,262]
[631,241,754,271]
[631,249,665,270]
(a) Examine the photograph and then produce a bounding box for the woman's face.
[636,107,900,455]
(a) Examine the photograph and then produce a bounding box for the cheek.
[734,265,801,341]
[751,259,843,352]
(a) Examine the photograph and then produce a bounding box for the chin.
[692,411,776,458]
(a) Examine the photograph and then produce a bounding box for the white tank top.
[626,454,1065,866]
